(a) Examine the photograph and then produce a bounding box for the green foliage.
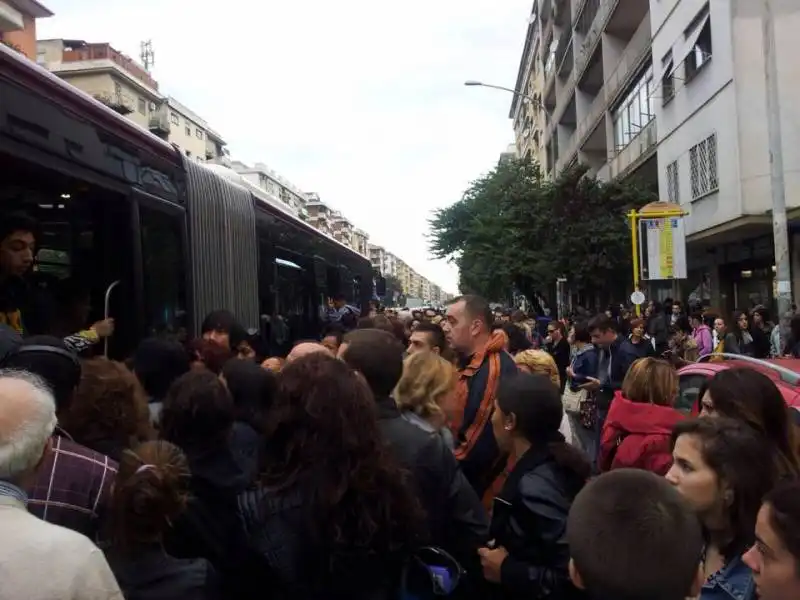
[382,274,404,306]
[429,159,657,303]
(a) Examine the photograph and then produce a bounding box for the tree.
[382,274,404,307]
[429,159,657,306]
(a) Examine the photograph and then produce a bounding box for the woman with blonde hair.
[513,349,575,445]
[598,357,684,475]
[394,350,456,448]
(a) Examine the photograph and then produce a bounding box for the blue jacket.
[569,345,598,392]
[701,554,756,600]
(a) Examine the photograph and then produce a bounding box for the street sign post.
[628,202,687,316]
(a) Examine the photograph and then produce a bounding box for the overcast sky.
[38,0,531,294]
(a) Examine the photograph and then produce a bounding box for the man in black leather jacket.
[339,329,490,567]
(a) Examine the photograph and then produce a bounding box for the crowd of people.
[2,289,800,600]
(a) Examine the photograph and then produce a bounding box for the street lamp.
[463,80,540,107]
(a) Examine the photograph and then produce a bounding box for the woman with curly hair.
[64,358,154,461]
[106,440,220,599]
[239,352,424,598]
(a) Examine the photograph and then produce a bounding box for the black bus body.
[0,43,373,357]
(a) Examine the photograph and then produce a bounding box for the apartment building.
[369,245,385,274]
[0,0,51,59]
[229,161,308,219]
[330,211,354,248]
[38,39,161,126]
[653,0,800,312]
[352,228,369,257]
[165,97,228,162]
[513,0,657,185]
[397,261,412,297]
[498,143,518,165]
[37,39,227,163]
[305,193,334,236]
[510,6,549,165]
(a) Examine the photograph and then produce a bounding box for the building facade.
[351,228,369,257]
[513,0,657,186]
[305,193,333,236]
[37,39,227,163]
[653,0,800,312]
[0,0,51,60]
[511,0,800,313]
[230,161,308,219]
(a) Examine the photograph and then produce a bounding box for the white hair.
[0,369,57,481]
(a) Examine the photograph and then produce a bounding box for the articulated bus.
[0,43,375,358]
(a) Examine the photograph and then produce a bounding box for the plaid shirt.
[28,428,118,541]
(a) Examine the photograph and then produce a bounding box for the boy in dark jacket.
[567,470,704,600]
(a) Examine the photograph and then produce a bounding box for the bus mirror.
[375,276,386,297]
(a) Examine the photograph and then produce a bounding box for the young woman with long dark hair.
[238,353,423,598]
[477,372,590,599]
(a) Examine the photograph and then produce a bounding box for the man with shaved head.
[0,370,123,599]
[286,340,332,363]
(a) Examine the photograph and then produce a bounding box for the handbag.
[561,385,586,415]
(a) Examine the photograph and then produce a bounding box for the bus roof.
[201,163,371,264]
[0,43,178,165]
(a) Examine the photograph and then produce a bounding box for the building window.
[185,126,191,137]
[195,129,204,140]
[170,113,179,125]
[689,133,718,200]
[612,67,654,152]
[138,97,146,114]
[661,51,675,105]
[685,5,712,81]
[666,160,680,204]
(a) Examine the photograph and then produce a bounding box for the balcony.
[609,118,657,179]
[603,15,651,107]
[556,85,607,173]
[94,90,134,115]
[575,0,619,82]
[62,43,158,90]
[0,1,23,32]
[148,105,170,138]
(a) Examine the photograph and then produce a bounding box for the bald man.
[0,370,123,599]
[286,341,332,363]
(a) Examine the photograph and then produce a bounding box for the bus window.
[140,207,188,341]
[0,153,135,356]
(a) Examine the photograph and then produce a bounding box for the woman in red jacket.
[598,357,684,475]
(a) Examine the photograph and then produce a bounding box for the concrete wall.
[653,0,800,237]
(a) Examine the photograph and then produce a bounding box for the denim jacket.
[569,344,598,392]
[701,554,756,600]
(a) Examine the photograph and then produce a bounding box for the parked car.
[676,354,800,413]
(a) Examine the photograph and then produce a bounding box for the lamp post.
[463,80,541,108]
[463,80,551,162]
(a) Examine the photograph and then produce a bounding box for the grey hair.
[0,369,57,481]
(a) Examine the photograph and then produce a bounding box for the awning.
[671,11,711,76]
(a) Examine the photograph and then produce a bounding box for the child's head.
[567,469,704,600]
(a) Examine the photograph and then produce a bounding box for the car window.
[677,374,709,414]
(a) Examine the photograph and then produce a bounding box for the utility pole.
[762,0,792,316]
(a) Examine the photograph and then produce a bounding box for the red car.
[676,354,800,413]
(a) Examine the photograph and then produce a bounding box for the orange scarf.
[450,330,508,507]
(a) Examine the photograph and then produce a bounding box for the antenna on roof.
[140,40,154,71]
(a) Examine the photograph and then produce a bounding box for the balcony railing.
[94,91,134,115]
[609,118,657,178]
[148,105,170,137]
[574,0,619,82]
[63,44,158,90]
[603,16,652,107]
[555,84,607,173]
